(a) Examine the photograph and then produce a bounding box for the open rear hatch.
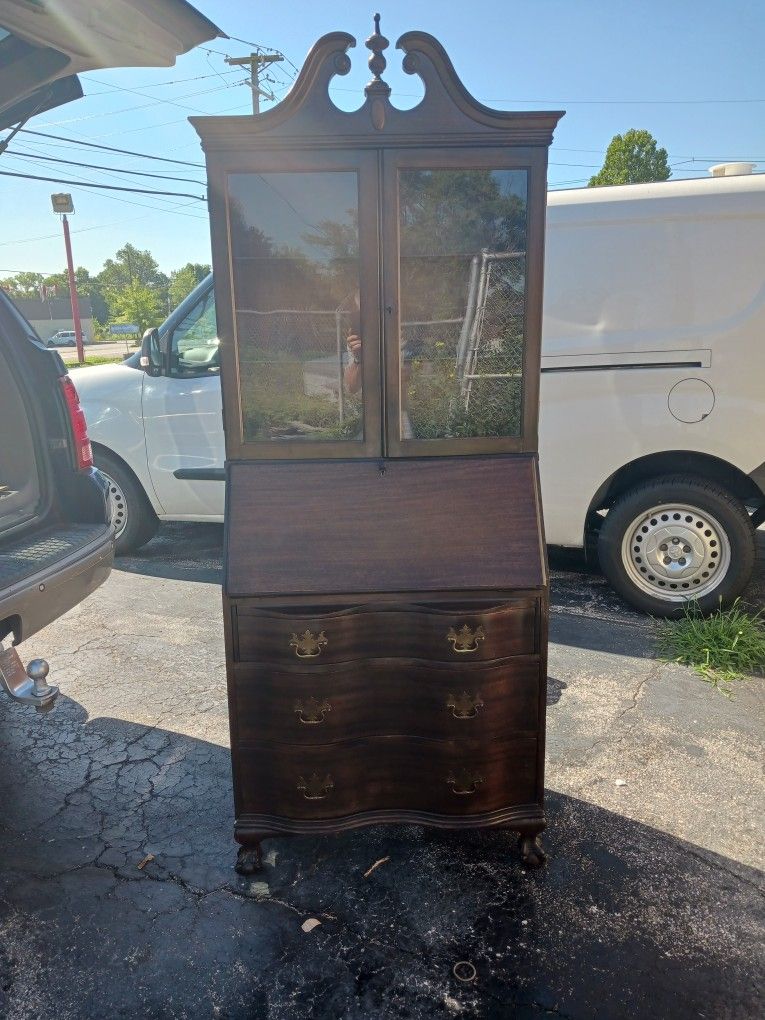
[0,292,113,706]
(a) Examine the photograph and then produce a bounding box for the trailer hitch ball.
[0,644,59,709]
[28,659,57,712]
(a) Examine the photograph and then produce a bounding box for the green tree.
[96,243,168,322]
[168,262,211,307]
[589,129,671,187]
[112,280,163,337]
[0,271,45,297]
[98,243,167,290]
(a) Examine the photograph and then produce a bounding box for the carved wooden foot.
[518,833,547,868]
[235,843,262,875]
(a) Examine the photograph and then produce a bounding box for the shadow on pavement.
[114,523,764,617]
[114,522,224,584]
[1,696,761,1019]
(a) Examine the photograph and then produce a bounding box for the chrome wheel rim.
[100,471,128,540]
[621,502,730,602]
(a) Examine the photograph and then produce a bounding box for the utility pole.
[225,51,283,114]
[51,193,85,365]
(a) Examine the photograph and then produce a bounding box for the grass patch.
[64,355,124,368]
[656,598,765,695]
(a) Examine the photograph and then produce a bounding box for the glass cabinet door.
[220,154,382,458]
[383,150,543,456]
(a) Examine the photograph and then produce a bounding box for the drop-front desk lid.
[225,455,546,597]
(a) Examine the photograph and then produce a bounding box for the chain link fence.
[404,250,526,439]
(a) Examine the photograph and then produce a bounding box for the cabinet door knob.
[289,629,328,658]
[294,697,331,724]
[297,772,334,800]
[446,624,485,653]
[446,691,484,719]
[447,769,484,796]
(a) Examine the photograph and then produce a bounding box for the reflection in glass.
[398,169,528,440]
[228,172,362,442]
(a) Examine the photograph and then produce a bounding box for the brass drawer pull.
[446,624,485,654]
[297,772,334,800]
[289,629,328,658]
[446,691,484,719]
[447,769,484,796]
[294,697,331,724]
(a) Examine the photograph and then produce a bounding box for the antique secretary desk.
[191,17,563,874]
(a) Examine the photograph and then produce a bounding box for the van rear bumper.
[0,524,114,645]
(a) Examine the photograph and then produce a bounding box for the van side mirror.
[140,328,162,377]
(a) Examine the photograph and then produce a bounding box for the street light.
[50,192,85,365]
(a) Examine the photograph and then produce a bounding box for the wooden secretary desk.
[191,17,563,874]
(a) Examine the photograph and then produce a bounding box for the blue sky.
[1,0,763,278]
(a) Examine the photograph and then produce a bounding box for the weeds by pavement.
[656,598,765,695]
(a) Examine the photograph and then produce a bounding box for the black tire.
[94,450,159,555]
[597,475,756,618]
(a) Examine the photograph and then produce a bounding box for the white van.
[73,170,765,616]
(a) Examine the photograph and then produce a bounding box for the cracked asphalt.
[1,525,763,1019]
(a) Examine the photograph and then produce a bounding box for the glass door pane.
[389,164,529,452]
[227,170,367,447]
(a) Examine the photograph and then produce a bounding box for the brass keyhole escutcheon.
[446,691,484,719]
[289,629,328,658]
[446,769,484,796]
[446,624,485,654]
[297,773,334,800]
[294,697,331,724]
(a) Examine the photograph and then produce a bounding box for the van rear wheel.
[95,451,158,555]
[597,475,756,617]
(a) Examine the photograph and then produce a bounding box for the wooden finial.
[365,12,390,96]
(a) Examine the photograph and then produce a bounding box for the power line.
[1,152,209,222]
[32,81,241,128]
[3,143,210,223]
[81,69,243,91]
[0,207,196,248]
[0,168,205,201]
[18,129,206,167]
[7,147,205,184]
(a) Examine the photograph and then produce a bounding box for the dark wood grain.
[234,598,538,663]
[232,655,540,744]
[195,19,556,862]
[226,456,544,596]
[235,735,537,819]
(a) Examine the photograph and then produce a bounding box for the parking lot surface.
[1,526,763,1019]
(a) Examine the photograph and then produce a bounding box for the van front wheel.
[95,451,158,555]
[597,475,756,617]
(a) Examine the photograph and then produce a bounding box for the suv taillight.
[59,376,94,470]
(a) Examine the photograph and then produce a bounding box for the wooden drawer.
[234,735,538,820]
[232,656,541,744]
[234,600,537,664]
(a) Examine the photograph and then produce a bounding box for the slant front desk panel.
[192,17,563,873]
[226,457,545,596]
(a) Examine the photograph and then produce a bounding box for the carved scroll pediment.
[191,15,563,148]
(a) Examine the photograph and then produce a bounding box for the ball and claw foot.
[518,834,547,868]
[235,844,262,875]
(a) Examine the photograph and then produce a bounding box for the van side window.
[168,289,219,377]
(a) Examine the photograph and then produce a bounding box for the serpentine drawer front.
[235,736,539,820]
[234,600,538,664]
[231,656,541,744]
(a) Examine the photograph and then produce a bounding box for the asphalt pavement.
[1,526,763,1019]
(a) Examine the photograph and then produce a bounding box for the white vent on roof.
[708,162,755,177]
